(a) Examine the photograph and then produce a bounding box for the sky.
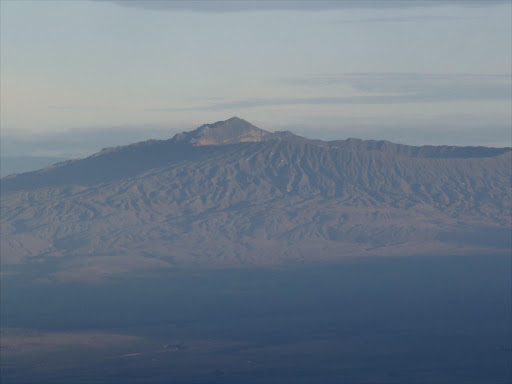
[1,0,511,157]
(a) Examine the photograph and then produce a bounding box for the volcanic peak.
[173,116,270,146]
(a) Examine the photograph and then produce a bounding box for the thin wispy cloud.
[149,73,511,112]
[336,15,472,23]
[280,73,511,87]
[105,0,509,12]
[49,105,122,111]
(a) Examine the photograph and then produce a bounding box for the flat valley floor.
[1,254,511,383]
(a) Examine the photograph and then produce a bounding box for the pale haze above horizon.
[1,0,511,158]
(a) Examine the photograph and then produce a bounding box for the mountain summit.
[1,118,511,278]
[173,116,270,146]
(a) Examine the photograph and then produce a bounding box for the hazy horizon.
[1,0,511,158]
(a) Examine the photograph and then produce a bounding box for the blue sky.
[1,0,511,157]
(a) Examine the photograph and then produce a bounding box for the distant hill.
[1,117,510,279]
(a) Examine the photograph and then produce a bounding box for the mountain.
[174,116,270,145]
[1,117,510,280]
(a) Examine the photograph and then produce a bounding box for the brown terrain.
[1,117,511,279]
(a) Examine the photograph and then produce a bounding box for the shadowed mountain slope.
[1,118,510,278]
